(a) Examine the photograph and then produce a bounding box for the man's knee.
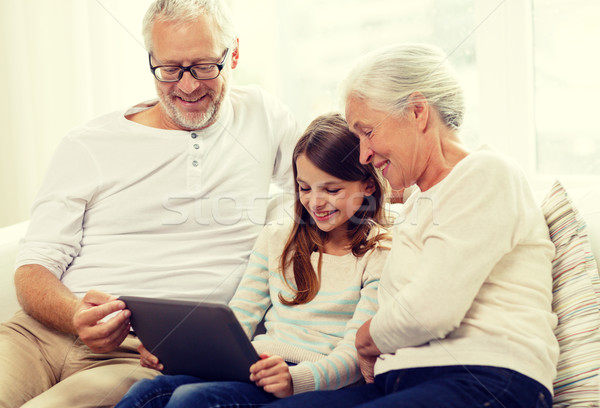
[21,363,159,408]
[0,316,58,408]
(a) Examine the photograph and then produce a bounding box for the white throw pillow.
[541,180,600,407]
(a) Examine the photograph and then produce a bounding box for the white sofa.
[1,180,598,321]
[1,180,599,406]
[0,220,28,323]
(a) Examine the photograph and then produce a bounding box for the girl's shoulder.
[260,220,295,243]
[264,219,294,232]
[352,224,391,273]
[358,229,391,280]
[367,223,392,250]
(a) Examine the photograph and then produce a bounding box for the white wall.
[1,0,598,228]
[0,1,154,227]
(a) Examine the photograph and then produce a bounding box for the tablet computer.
[119,295,259,382]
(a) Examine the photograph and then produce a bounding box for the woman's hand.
[355,319,381,383]
[137,343,163,371]
[249,354,293,398]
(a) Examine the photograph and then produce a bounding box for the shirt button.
[191,133,198,139]
[193,144,199,149]
[192,160,199,167]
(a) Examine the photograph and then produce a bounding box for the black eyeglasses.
[148,48,229,82]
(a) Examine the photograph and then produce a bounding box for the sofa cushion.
[571,186,600,267]
[541,180,600,406]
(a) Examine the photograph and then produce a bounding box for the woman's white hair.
[142,0,237,53]
[342,43,465,130]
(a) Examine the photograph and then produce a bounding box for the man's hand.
[138,343,163,371]
[250,354,293,398]
[72,290,131,353]
[355,319,381,383]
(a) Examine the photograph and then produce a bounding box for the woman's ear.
[363,178,377,197]
[407,92,429,131]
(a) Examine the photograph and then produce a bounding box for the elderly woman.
[269,44,558,408]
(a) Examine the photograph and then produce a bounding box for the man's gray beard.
[173,99,219,130]
[158,88,224,131]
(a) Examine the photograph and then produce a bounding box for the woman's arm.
[370,155,535,353]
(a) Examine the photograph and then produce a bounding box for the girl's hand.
[249,353,293,398]
[137,343,163,371]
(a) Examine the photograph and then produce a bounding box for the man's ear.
[364,178,377,197]
[407,92,429,131]
[230,38,240,69]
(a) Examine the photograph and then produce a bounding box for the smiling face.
[345,96,422,190]
[150,15,237,131]
[296,154,374,243]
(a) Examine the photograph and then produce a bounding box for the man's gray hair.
[342,43,465,130]
[142,0,237,53]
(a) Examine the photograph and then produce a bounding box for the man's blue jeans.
[115,374,279,408]
[269,365,552,408]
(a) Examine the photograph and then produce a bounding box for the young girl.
[116,113,391,408]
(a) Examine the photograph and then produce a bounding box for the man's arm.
[15,264,79,333]
[14,264,131,353]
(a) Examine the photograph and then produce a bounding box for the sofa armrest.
[535,182,600,263]
[560,182,600,263]
[0,221,28,322]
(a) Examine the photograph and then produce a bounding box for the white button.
[192,160,199,167]
[191,133,198,139]
[193,144,199,149]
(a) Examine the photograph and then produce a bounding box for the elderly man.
[0,1,298,407]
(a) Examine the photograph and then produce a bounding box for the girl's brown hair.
[279,113,389,306]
